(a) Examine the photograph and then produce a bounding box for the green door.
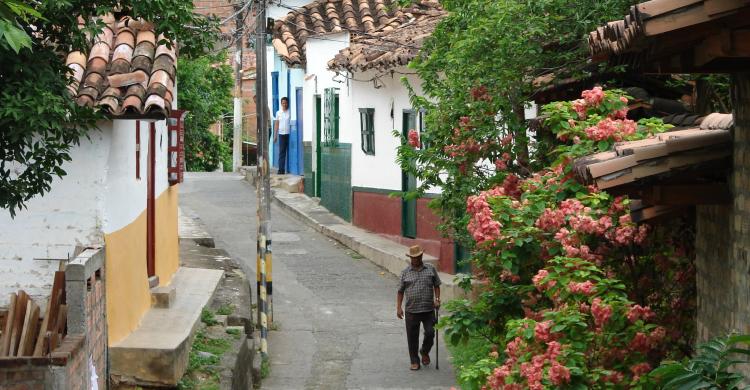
[402,110,417,238]
[315,95,322,197]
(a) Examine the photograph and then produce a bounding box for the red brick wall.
[0,365,46,390]
[0,336,86,390]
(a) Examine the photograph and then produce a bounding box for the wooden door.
[147,122,156,277]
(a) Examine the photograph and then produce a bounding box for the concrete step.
[110,267,224,387]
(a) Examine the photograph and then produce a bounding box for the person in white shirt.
[274,97,291,174]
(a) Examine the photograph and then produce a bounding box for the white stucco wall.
[0,119,169,304]
[267,0,310,22]
[301,33,351,175]
[348,69,437,193]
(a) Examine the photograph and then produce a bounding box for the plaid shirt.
[399,264,441,314]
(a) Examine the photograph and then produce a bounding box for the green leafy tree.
[0,0,219,216]
[398,0,636,243]
[176,54,233,172]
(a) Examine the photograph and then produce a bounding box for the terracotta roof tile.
[65,15,175,118]
[573,112,733,189]
[272,0,442,67]
[327,3,446,72]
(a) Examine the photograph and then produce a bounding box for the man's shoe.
[421,352,431,366]
[410,363,420,371]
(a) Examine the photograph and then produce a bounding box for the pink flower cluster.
[535,208,565,232]
[560,199,586,215]
[582,86,605,106]
[568,280,596,296]
[591,298,612,329]
[532,269,556,291]
[584,118,637,141]
[407,129,420,148]
[443,138,486,158]
[534,321,553,342]
[466,188,505,244]
[627,304,655,323]
[609,224,650,246]
[630,362,652,382]
[569,214,612,236]
[487,336,570,390]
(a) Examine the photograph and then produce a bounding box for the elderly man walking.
[396,245,441,371]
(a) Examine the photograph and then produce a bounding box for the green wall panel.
[321,143,351,221]
[303,141,314,197]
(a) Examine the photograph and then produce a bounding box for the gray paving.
[180,172,457,390]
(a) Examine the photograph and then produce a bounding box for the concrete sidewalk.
[256,176,468,302]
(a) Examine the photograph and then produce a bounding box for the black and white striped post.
[255,0,270,358]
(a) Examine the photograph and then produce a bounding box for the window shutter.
[167,110,187,185]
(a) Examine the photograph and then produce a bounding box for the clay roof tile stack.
[328,3,446,72]
[272,0,443,67]
[587,0,750,67]
[66,15,176,118]
[573,113,733,189]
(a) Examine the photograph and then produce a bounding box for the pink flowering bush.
[485,257,664,389]
[437,89,695,389]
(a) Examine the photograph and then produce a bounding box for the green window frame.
[418,108,428,150]
[359,108,375,155]
[323,88,340,146]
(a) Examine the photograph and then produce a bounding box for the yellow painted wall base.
[105,211,151,345]
[155,185,180,286]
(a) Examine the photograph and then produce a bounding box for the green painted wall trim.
[303,142,314,197]
[352,186,441,199]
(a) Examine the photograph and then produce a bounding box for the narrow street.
[180,172,456,390]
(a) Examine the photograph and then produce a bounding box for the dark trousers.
[278,134,289,174]
[405,311,436,365]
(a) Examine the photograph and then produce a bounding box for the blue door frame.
[271,71,279,170]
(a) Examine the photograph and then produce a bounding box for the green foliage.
[445,333,496,389]
[648,334,750,390]
[398,0,636,243]
[1,0,219,216]
[216,304,234,316]
[177,54,233,172]
[178,329,230,390]
[260,355,271,379]
[201,309,219,326]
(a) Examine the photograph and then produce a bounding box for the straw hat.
[406,245,424,258]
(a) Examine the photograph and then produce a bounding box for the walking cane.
[435,307,439,370]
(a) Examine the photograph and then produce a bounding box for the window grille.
[359,108,375,155]
[323,88,340,146]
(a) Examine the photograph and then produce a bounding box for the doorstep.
[109,267,224,387]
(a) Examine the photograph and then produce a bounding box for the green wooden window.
[418,108,428,150]
[359,108,375,155]
[323,88,340,146]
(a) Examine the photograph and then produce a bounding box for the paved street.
[180,172,456,390]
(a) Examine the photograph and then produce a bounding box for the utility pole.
[232,1,245,172]
[255,0,271,359]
